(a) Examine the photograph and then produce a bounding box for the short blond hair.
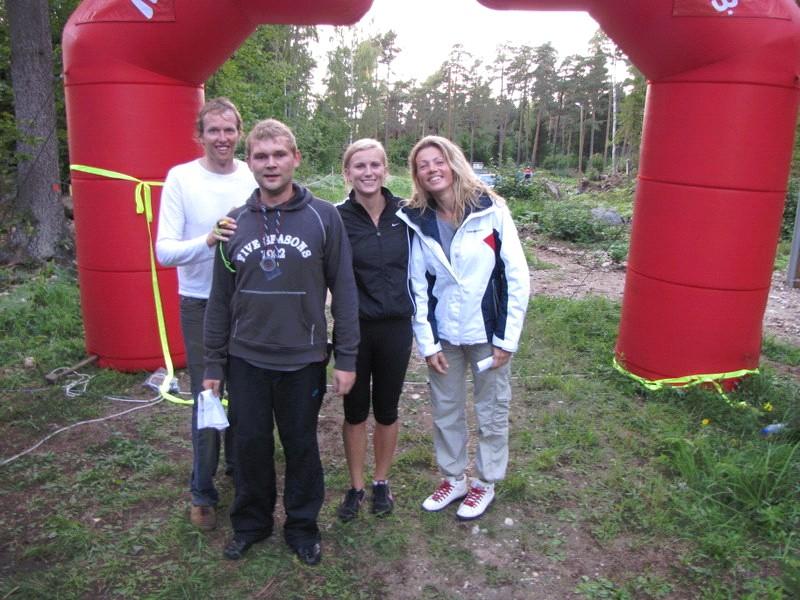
[196,97,243,137]
[245,118,298,157]
[342,138,387,173]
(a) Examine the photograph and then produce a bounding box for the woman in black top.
[335,138,413,521]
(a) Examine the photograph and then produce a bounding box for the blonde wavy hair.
[406,135,501,224]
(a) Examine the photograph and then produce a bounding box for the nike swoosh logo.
[392,222,400,227]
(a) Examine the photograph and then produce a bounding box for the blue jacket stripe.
[425,271,440,345]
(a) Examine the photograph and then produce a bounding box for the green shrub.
[495,173,549,204]
[539,200,626,244]
[607,240,629,263]
[782,178,798,241]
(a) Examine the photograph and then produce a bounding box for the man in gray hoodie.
[203,119,359,566]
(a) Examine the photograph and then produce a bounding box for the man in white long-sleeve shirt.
[155,98,255,531]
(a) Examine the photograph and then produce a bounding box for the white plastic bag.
[197,389,229,431]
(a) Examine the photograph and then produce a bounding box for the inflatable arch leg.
[63,0,372,371]
[481,0,800,386]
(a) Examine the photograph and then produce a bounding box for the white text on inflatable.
[131,0,159,20]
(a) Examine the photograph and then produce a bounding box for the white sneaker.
[456,480,495,520]
[422,476,468,511]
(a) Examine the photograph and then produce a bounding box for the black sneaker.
[294,542,322,566]
[337,488,365,522]
[371,481,394,517]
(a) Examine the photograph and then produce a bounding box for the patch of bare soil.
[531,242,800,348]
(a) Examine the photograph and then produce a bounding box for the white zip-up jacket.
[397,196,530,358]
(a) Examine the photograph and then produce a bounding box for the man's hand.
[202,378,221,397]
[206,216,237,246]
[332,369,355,395]
[425,351,449,375]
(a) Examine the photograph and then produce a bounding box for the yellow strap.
[70,164,193,405]
[612,356,757,409]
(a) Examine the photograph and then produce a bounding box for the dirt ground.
[531,243,800,347]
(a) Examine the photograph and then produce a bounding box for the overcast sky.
[314,0,600,86]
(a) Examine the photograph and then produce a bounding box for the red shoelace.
[431,481,455,501]
[461,486,486,507]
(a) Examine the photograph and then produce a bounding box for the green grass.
[1,255,799,597]
[764,335,800,366]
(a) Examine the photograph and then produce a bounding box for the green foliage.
[494,168,550,204]
[782,178,798,241]
[0,4,15,194]
[541,153,576,173]
[540,199,626,244]
[206,25,319,163]
[0,264,84,371]
[576,576,631,599]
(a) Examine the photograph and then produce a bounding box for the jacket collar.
[400,194,494,236]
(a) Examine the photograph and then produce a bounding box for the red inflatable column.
[68,84,203,371]
[480,0,800,385]
[618,80,796,380]
[63,0,372,371]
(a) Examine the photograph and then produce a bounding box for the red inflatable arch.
[65,0,800,387]
[63,0,371,371]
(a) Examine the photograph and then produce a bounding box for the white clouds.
[314,0,599,85]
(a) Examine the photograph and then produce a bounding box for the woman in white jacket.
[398,136,530,520]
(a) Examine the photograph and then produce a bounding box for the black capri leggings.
[343,318,412,425]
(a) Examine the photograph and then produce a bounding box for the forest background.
[0,0,786,263]
[2,1,800,263]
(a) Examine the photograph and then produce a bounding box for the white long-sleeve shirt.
[155,158,255,298]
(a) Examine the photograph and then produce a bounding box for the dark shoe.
[223,535,267,560]
[190,504,216,531]
[294,542,322,566]
[371,481,394,517]
[337,488,365,522]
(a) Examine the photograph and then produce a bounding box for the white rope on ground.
[0,397,163,467]
[63,372,92,398]
[0,366,171,468]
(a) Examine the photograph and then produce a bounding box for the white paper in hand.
[197,389,229,431]
[476,355,495,373]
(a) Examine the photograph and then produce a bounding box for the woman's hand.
[426,351,449,375]
[206,216,237,246]
[491,347,512,369]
